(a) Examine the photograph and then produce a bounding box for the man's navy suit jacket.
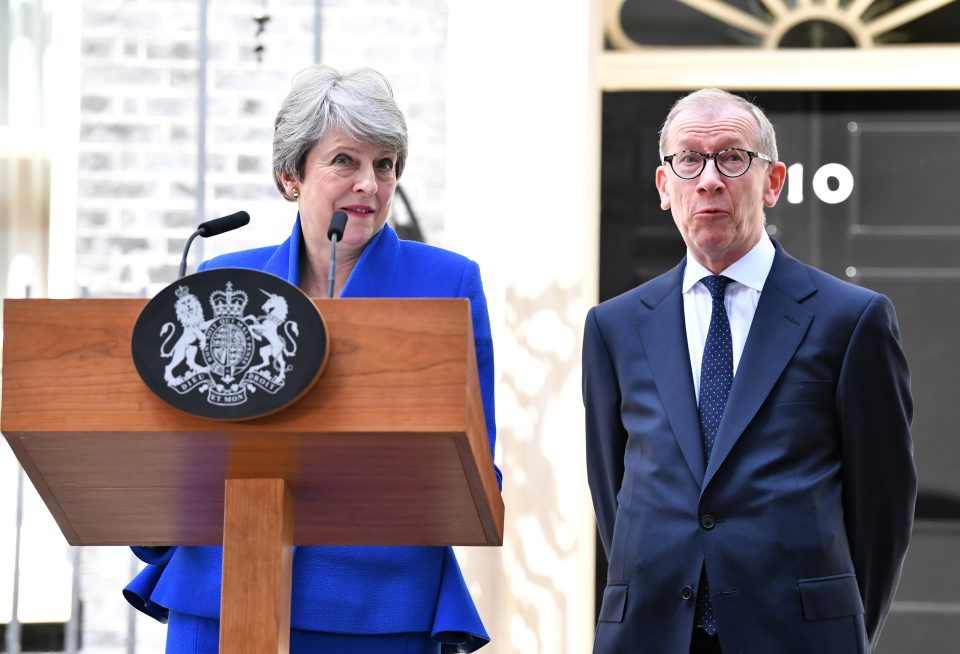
[583,243,916,654]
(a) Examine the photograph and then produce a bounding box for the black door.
[598,91,960,650]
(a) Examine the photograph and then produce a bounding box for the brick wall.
[71,1,449,651]
[76,0,447,298]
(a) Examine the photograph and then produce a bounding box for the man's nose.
[696,158,725,192]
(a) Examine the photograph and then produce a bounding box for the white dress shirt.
[683,232,776,403]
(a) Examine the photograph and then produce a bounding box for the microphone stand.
[177,211,251,278]
[179,231,202,279]
[327,236,339,299]
[326,211,349,298]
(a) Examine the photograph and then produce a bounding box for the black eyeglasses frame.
[662,148,773,180]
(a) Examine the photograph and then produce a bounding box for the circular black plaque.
[132,268,328,420]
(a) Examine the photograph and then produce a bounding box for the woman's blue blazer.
[124,218,500,652]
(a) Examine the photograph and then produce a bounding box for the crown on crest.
[175,285,190,299]
[210,282,248,318]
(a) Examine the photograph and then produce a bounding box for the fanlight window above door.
[606,0,960,50]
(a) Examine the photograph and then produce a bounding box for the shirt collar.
[682,230,775,293]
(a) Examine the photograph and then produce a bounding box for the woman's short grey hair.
[273,65,409,200]
[658,88,779,163]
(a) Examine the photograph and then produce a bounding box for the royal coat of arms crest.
[161,282,300,405]
[132,268,327,420]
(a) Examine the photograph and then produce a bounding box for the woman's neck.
[299,240,362,299]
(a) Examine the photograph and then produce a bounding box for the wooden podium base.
[2,298,505,654]
[221,479,294,654]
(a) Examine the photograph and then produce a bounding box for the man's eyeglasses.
[662,148,773,179]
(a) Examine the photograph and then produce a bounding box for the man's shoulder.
[593,265,681,317]
[807,264,877,298]
[770,248,881,308]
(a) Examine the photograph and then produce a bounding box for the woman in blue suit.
[124,64,500,654]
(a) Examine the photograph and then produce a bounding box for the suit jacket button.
[681,586,694,600]
[701,514,716,529]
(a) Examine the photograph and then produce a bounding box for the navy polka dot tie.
[698,275,733,461]
[694,274,733,637]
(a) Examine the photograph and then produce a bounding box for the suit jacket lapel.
[259,217,401,296]
[703,245,816,488]
[261,215,302,284]
[341,224,400,298]
[635,260,707,488]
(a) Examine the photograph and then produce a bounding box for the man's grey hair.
[658,88,779,163]
[273,65,409,200]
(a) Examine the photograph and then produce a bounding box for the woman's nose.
[352,163,378,195]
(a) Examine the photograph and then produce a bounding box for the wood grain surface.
[1,298,503,547]
[220,478,293,654]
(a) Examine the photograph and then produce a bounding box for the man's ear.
[656,166,671,210]
[763,161,787,208]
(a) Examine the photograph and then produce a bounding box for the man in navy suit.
[583,89,916,653]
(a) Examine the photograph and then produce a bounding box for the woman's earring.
[292,188,300,199]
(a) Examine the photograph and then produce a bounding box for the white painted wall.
[447,2,601,652]
[3,1,604,651]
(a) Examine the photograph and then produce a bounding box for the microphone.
[198,211,250,237]
[327,211,349,298]
[178,211,251,278]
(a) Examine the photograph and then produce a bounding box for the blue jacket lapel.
[703,244,817,488]
[262,216,400,296]
[340,224,400,298]
[635,260,707,487]
[261,215,302,284]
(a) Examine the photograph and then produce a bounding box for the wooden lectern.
[1,298,503,654]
